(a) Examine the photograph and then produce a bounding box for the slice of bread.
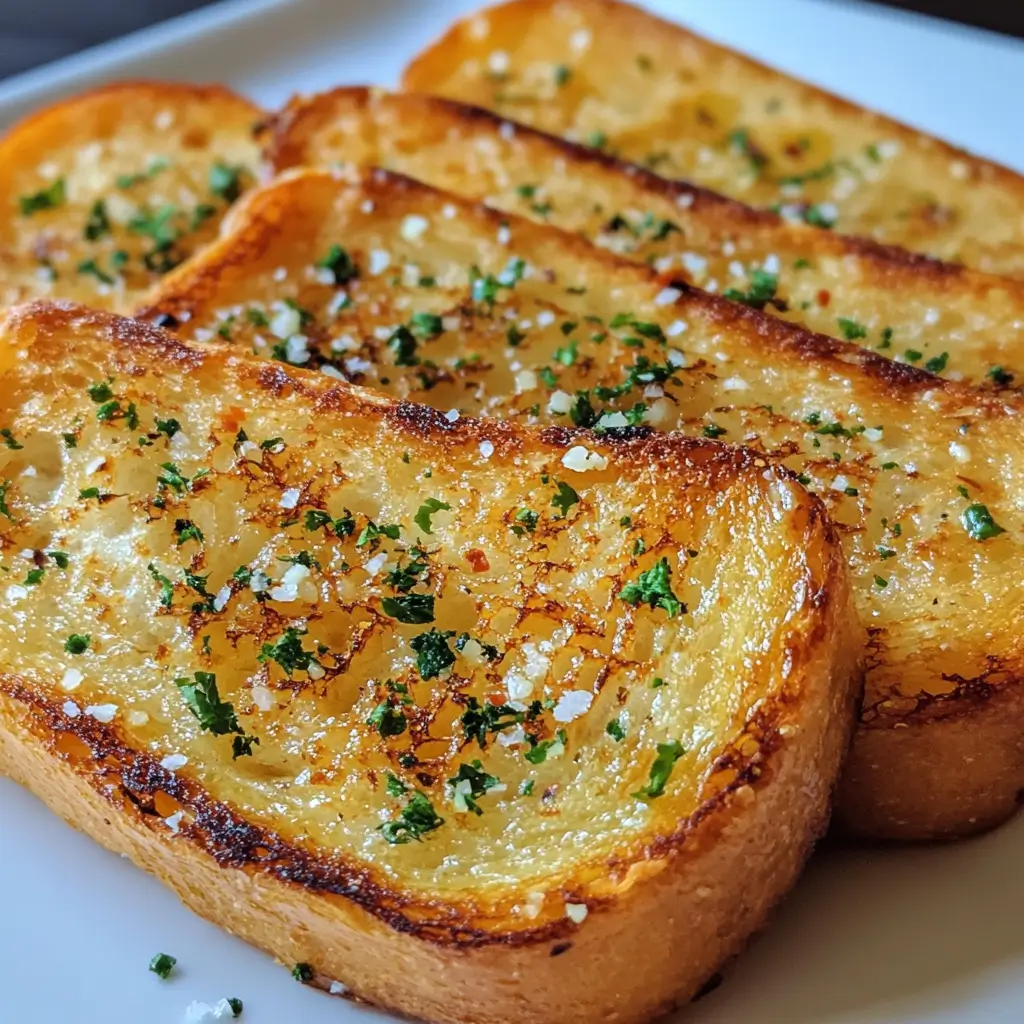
[0,81,263,313]
[403,0,1024,278]
[263,87,1024,390]
[0,300,859,1024]
[141,167,1024,840]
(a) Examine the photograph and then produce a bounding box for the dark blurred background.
[0,0,1020,80]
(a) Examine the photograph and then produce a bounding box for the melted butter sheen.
[0,319,828,899]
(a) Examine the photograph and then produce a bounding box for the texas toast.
[142,167,1024,840]
[0,81,263,313]
[0,300,859,1024]
[264,87,1024,389]
[404,0,1024,277]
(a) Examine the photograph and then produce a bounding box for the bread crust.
[403,0,1024,277]
[0,300,860,1022]
[263,86,1024,390]
[141,168,1024,840]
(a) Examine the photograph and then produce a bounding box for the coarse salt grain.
[553,690,593,722]
[654,286,681,306]
[369,249,391,275]
[61,668,84,691]
[161,754,189,772]
[62,701,80,718]
[565,903,589,923]
[479,440,495,458]
[86,703,118,723]
[547,390,573,415]
[562,445,608,472]
[401,215,429,242]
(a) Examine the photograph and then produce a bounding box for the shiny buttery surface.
[405,0,1024,277]
[146,167,1024,721]
[0,304,830,915]
[0,82,261,312]
[266,87,1024,389]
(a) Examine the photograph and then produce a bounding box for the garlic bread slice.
[0,300,858,1024]
[0,82,263,313]
[404,0,1024,277]
[143,167,1024,840]
[264,87,1024,390]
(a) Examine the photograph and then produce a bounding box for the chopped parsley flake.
[460,696,528,747]
[148,953,177,979]
[511,507,539,536]
[633,740,685,799]
[19,178,65,215]
[209,162,245,203]
[409,311,443,339]
[722,269,779,310]
[414,497,451,535]
[606,717,626,742]
[960,504,1006,542]
[147,563,175,607]
[618,557,685,617]
[837,317,867,341]
[367,700,407,738]
[550,481,579,517]
[64,634,91,655]
[292,963,314,983]
[410,628,456,680]
[258,627,319,676]
[381,592,435,624]
[175,671,258,758]
[379,791,444,844]
[524,729,567,764]
[83,199,111,241]
[448,760,500,814]
[316,243,358,284]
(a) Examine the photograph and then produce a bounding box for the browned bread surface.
[142,167,1024,840]
[0,300,859,1024]
[264,86,1024,390]
[0,81,263,313]
[403,0,1024,277]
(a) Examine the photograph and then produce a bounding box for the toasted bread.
[0,300,859,1024]
[141,167,1024,840]
[264,87,1024,390]
[0,81,263,313]
[403,0,1024,278]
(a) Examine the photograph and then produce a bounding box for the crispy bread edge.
[138,168,1024,839]
[402,0,1024,198]
[0,300,861,1022]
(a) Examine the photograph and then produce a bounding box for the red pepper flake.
[466,549,490,572]
[817,289,831,307]
[487,692,507,706]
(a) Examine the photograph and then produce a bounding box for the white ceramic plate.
[1,1,1022,1021]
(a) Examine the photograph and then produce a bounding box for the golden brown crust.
[403,0,1024,277]
[0,80,264,313]
[0,300,860,1021]
[262,86,1024,389]
[141,167,1024,839]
